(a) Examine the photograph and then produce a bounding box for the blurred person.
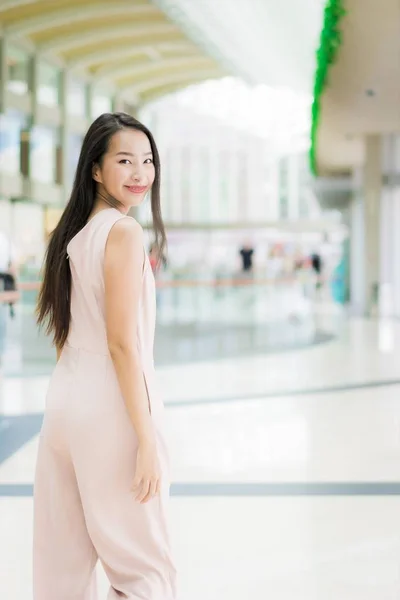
[149,241,167,306]
[239,239,254,274]
[0,231,18,365]
[149,241,167,276]
[293,254,304,274]
[35,113,177,600]
[311,251,324,297]
[149,242,158,275]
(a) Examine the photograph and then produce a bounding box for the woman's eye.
[144,158,153,164]
[119,159,131,164]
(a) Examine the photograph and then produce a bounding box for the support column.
[113,94,125,113]
[349,136,383,316]
[209,137,221,224]
[19,54,38,185]
[363,134,381,315]
[288,153,299,220]
[113,94,139,118]
[30,54,39,125]
[85,82,93,122]
[349,168,364,314]
[0,37,7,114]
[227,142,239,223]
[59,69,70,204]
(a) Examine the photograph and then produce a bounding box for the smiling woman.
[34,112,177,600]
[92,129,156,208]
[37,112,166,348]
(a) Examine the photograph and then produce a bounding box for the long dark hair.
[37,112,166,348]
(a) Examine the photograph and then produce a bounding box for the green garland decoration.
[309,0,346,175]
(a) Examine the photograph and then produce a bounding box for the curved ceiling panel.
[0,0,327,106]
[151,0,326,93]
[3,4,160,37]
[122,68,224,104]
[0,0,227,105]
[96,56,216,84]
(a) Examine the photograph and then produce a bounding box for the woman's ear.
[92,163,102,183]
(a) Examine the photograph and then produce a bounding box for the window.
[6,44,29,95]
[67,133,83,185]
[0,110,27,174]
[37,61,60,107]
[91,90,112,119]
[279,194,289,219]
[67,78,86,117]
[30,125,57,183]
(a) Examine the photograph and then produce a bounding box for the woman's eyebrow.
[115,151,153,156]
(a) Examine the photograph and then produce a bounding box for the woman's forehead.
[109,129,152,154]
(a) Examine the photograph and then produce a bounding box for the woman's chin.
[131,196,145,208]
[127,194,146,207]
[115,195,144,210]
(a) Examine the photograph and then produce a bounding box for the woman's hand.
[132,440,161,503]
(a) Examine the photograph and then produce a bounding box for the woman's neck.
[93,190,129,215]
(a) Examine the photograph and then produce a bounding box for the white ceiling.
[317,0,400,175]
[152,0,326,93]
[169,77,311,151]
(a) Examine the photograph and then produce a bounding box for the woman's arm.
[104,218,156,448]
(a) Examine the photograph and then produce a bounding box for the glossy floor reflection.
[1,311,400,599]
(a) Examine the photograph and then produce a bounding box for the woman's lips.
[125,185,148,194]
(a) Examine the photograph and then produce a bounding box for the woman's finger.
[136,479,150,503]
[142,478,158,504]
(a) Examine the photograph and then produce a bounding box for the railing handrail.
[0,273,337,304]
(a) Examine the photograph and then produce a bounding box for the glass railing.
[0,272,343,377]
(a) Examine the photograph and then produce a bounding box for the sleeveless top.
[65,207,163,421]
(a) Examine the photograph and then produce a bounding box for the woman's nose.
[132,166,144,182]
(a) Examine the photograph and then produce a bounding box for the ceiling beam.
[68,42,195,71]
[5,3,158,37]
[120,68,223,99]
[97,56,215,83]
[0,0,38,12]
[38,23,178,54]
[140,81,213,104]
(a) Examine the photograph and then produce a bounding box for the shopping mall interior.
[1,0,400,598]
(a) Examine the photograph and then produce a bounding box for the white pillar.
[59,69,70,204]
[288,153,299,220]
[363,135,381,315]
[349,168,365,314]
[184,144,196,223]
[350,136,382,316]
[227,141,239,223]
[269,158,280,221]
[169,144,182,223]
[209,132,220,224]
[30,54,39,125]
[0,37,7,114]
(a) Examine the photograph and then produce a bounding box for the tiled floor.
[1,291,400,599]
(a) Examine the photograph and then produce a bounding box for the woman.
[34,112,177,600]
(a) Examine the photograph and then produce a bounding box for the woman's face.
[93,128,155,209]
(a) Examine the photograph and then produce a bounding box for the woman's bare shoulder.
[107,216,144,249]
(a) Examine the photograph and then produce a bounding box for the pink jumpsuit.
[33,208,177,600]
